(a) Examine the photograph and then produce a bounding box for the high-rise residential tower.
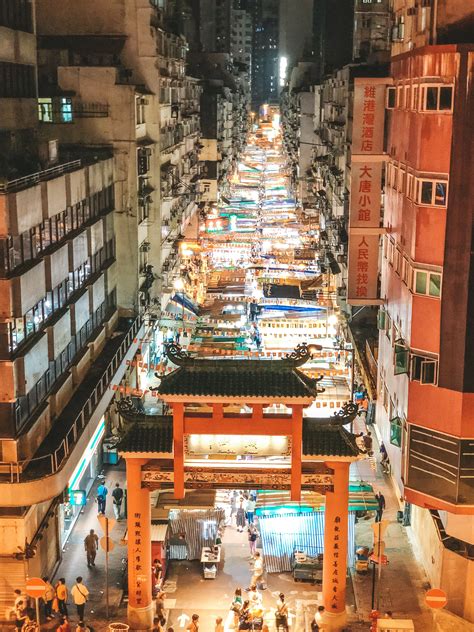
[377,1,474,620]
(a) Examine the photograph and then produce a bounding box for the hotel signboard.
[347,77,389,305]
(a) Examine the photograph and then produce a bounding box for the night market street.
[1,2,472,632]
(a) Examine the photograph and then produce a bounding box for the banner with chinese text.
[348,77,388,304]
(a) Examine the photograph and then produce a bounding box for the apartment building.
[377,0,474,621]
[231,6,252,75]
[35,0,202,311]
[250,0,279,107]
[0,0,143,605]
[0,0,203,606]
[190,53,249,205]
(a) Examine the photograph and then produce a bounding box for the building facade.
[231,6,252,76]
[0,0,145,607]
[250,0,279,107]
[376,0,474,621]
[0,0,204,607]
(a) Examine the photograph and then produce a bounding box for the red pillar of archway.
[322,461,350,629]
[290,405,303,501]
[126,457,154,630]
[172,402,185,499]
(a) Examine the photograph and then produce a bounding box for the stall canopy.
[170,293,200,316]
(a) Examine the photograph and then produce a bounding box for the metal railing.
[0,316,141,483]
[0,160,82,193]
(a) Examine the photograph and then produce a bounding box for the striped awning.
[256,483,378,513]
[258,511,356,573]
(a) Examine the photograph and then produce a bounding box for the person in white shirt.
[250,551,263,588]
[311,605,326,631]
[245,497,256,524]
[247,585,262,608]
[71,577,89,624]
[13,589,26,610]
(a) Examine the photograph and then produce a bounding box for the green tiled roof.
[303,419,360,457]
[158,364,319,399]
[117,420,173,454]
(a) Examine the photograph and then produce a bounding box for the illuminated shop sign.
[69,489,87,506]
[67,417,106,492]
[185,434,291,457]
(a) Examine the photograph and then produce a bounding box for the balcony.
[0,315,142,488]
[0,159,82,194]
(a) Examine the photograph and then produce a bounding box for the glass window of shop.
[58,417,105,547]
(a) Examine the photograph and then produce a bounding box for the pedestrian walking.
[230,588,243,629]
[55,578,68,616]
[112,482,124,519]
[236,499,246,532]
[152,616,163,632]
[215,616,224,632]
[14,600,26,630]
[14,589,27,610]
[42,577,55,620]
[275,593,289,631]
[363,431,373,453]
[238,602,251,631]
[375,491,386,522]
[247,585,262,608]
[155,591,167,627]
[250,551,264,588]
[96,481,108,514]
[247,524,259,556]
[245,495,256,524]
[70,577,89,624]
[19,610,36,632]
[355,432,367,452]
[84,529,99,567]
[380,443,390,472]
[152,558,163,592]
[230,491,238,524]
[311,605,326,631]
[186,614,199,631]
[57,616,71,632]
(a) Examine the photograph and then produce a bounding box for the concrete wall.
[408,504,474,622]
[48,310,72,358]
[17,260,46,316]
[0,26,36,65]
[71,290,91,333]
[45,244,69,290]
[20,334,49,394]
[408,504,443,587]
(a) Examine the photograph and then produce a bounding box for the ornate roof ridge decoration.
[116,398,172,425]
[165,341,312,369]
[330,402,359,426]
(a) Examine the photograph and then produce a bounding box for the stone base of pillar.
[320,609,348,631]
[127,602,155,631]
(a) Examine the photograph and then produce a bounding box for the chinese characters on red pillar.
[132,512,145,606]
[331,515,342,610]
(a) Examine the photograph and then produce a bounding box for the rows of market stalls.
[122,109,379,598]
